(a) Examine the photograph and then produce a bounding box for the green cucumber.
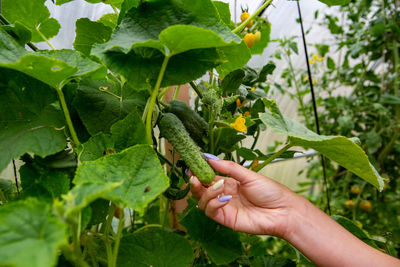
[158,113,215,184]
[165,100,208,146]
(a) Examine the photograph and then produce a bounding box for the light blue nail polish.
[203,153,220,161]
[218,195,232,202]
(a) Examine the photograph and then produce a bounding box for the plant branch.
[111,211,124,267]
[232,0,273,34]
[104,204,115,267]
[253,143,293,172]
[36,29,56,50]
[145,56,170,145]
[173,84,181,100]
[0,14,39,51]
[56,87,81,146]
[159,86,173,102]
[189,81,203,99]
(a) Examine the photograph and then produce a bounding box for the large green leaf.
[110,108,147,151]
[0,28,106,88]
[79,133,115,162]
[216,41,252,78]
[72,79,147,135]
[259,99,384,190]
[20,164,70,202]
[65,182,122,214]
[56,0,124,7]
[1,21,32,46]
[117,228,194,267]
[73,145,169,214]
[93,0,244,89]
[0,199,67,267]
[2,0,60,43]
[100,48,223,90]
[180,204,242,265]
[213,1,233,27]
[73,18,113,56]
[318,0,351,6]
[0,68,66,172]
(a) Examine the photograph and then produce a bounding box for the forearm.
[284,196,400,267]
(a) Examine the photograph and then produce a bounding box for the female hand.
[190,157,400,267]
[189,157,303,238]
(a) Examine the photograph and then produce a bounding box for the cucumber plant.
[0,0,388,266]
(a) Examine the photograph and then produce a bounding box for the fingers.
[207,159,258,185]
[189,176,206,200]
[197,178,225,209]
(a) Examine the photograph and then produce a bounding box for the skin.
[190,159,400,267]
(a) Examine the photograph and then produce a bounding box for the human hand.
[189,157,304,238]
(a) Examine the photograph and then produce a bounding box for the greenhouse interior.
[0,0,399,266]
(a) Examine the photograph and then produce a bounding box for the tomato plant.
[0,0,392,266]
[272,0,400,259]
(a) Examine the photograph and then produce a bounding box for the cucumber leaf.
[0,28,106,89]
[73,145,169,214]
[93,0,245,89]
[72,79,148,135]
[73,18,113,56]
[180,203,242,265]
[0,199,67,267]
[259,99,384,190]
[0,69,66,172]
[2,0,60,43]
[117,228,194,267]
[318,0,351,6]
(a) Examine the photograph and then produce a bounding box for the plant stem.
[189,81,203,98]
[36,29,56,50]
[285,49,310,126]
[208,110,215,155]
[173,85,181,100]
[12,160,20,194]
[111,212,124,267]
[160,196,170,228]
[104,204,115,267]
[377,39,400,166]
[56,87,81,146]
[232,0,273,34]
[156,151,183,177]
[240,127,260,165]
[135,224,163,233]
[253,143,293,172]
[145,56,170,145]
[159,86,173,102]
[110,4,119,14]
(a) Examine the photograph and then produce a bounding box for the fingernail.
[212,179,224,191]
[218,195,232,202]
[189,176,195,185]
[203,153,220,161]
[185,169,191,176]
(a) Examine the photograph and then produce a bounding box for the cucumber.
[158,113,215,184]
[165,100,208,146]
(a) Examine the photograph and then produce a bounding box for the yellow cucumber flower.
[230,114,247,132]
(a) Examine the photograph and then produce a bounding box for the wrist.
[279,193,313,242]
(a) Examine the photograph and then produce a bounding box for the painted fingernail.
[189,176,195,185]
[203,153,220,161]
[218,195,232,202]
[185,169,191,176]
[212,179,224,191]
